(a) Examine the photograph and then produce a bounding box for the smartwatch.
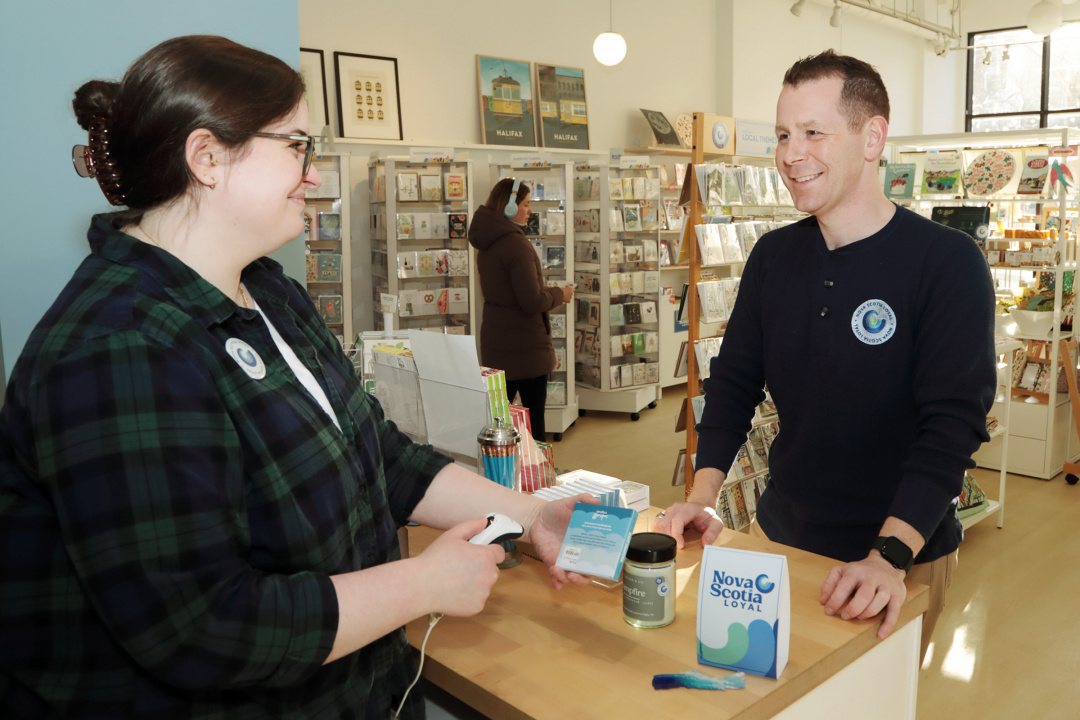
[871,536,914,573]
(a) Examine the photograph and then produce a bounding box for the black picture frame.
[333,52,403,141]
[299,48,330,133]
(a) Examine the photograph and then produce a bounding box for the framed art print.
[535,64,589,150]
[299,48,330,133]
[476,55,536,147]
[334,52,403,140]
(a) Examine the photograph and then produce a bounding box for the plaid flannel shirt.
[0,214,452,718]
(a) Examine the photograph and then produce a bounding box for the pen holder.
[477,418,523,568]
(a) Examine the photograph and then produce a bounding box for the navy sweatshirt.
[696,205,996,564]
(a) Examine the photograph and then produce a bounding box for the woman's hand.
[561,286,574,303]
[525,494,596,589]
[415,517,506,617]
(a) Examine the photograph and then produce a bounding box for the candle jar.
[623,532,677,628]
[477,417,522,568]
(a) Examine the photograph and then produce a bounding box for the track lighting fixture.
[829,0,843,28]
[982,48,992,65]
[790,0,807,17]
[1002,46,1010,62]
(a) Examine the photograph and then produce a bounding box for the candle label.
[697,546,789,679]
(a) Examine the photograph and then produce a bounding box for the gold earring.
[210,158,218,167]
[208,178,217,190]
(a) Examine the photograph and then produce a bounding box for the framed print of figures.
[334,52,403,140]
[535,64,589,150]
[299,48,330,134]
[476,55,536,147]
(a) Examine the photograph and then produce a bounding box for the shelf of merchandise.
[571,162,662,420]
[889,128,1080,480]
[368,156,476,337]
[490,162,578,439]
[304,152,354,346]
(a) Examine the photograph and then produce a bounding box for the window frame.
[966,25,1080,132]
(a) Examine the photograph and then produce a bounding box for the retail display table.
[405,508,928,720]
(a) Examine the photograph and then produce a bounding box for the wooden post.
[685,112,706,494]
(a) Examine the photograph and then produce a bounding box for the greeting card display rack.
[571,162,662,421]
[368,156,476,335]
[304,152,353,346]
[889,128,1080,481]
[678,112,805,497]
[490,162,578,440]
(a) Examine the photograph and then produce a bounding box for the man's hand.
[651,501,723,549]
[820,553,908,640]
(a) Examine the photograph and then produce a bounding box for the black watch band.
[872,536,914,573]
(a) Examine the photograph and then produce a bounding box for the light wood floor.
[548,384,1080,720]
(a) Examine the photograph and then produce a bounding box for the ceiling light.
[790,0,807,16]
[829,0,842,28]
[982,48,992,65]
[1026,1,1063,37]
[1002,46,1011,62]
[593,0,627,66]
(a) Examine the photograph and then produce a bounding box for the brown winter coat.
[468,205,565,380]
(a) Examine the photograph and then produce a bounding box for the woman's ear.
[186,128,225,190]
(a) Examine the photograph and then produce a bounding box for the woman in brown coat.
[469,177,573,440]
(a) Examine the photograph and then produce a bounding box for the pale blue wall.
[0,0,302,381]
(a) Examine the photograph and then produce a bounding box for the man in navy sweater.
[654,50,995,658]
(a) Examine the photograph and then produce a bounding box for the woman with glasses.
[0,35,590,719]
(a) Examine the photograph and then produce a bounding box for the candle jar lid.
[626,532,677,564]
[477,416,520,446]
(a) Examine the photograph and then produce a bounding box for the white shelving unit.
[304,152,353,345]
[489,162,578,440]
[572,162,662,421]
[367,156,477,336]
[889,128,1080,480]
[964,337,1022,530]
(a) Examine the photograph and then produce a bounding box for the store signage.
[697,545,789,679]
[380,293,397,315]
[619,154,651,170]
[734,119,778,159]
[1049,145,1077,157]
[511,155,552,168]
[409,147,455,163]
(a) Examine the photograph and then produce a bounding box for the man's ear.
[186,128,225,190]
[864,115,889,163]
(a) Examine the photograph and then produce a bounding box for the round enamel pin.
[225,338,266,379]
[851,299,896,346]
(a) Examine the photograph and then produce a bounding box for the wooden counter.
[405,509,928,720]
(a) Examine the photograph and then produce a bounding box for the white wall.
[296,0,1000,333]
[299,0,723,151]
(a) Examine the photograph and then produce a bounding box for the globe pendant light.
[593,0,627,66]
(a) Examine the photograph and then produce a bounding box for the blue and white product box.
[697,546,789,679]
[555,503,638,580]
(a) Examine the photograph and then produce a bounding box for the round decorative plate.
[962,149,1016,196]
[675,114,693,147]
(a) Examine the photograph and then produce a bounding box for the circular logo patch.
[225,338,266,379]
[851,299,896,345]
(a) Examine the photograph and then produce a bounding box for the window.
[967,24,1080,132]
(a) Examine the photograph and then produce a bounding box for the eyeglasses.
[251,132,315,177]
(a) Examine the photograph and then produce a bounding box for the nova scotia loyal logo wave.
[851,299,896,346]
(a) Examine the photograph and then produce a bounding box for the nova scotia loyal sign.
[697,545,790,678]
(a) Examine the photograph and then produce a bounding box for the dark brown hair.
[72,35,306,226]
[782,49,890,130]
[483,177,530,216]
